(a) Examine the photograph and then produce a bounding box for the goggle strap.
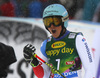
[62,15,69,22]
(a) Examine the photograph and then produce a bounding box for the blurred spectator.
[0,11,1,16]
[28,0,42,18]
[39,0,49,16]
[59,0,78,19]
[12,0,29,17]
[92,2,100,22]
[82,0,100,21]
[39,0,47,2]
[74,0,84,20]
[0,42,17,78]
[10,0,21,17]
[48,0,60,4]
[0,0,15,17]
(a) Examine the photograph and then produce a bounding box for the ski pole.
[33,53,67,78]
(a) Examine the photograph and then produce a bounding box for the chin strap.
[57,23,66,38]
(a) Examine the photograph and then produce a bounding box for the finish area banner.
[0,17,100,78]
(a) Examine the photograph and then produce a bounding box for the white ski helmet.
[43,4,69,28]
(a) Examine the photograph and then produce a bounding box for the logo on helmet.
[44,10,58,16]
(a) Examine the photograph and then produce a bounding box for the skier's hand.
[23,44,39,67]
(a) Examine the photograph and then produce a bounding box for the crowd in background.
[0,0,100,22]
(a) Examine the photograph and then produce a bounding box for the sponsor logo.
[46,47,74,56]
[84,42,93,62]
[66,61,74,65]
[44,10,58,15]
[68,33,76,38]
[51,41,66,48]
[82,38,86,42]
[46,49,60,56]
[61,47,74,54]
[54,71,78,78]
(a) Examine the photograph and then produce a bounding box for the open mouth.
[52,29,56,33]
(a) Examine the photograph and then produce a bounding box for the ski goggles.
[43,15,69,28]
[43,16,63,28]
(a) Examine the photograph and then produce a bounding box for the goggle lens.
[43,16,62,28]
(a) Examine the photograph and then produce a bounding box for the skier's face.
[48,24,62,38]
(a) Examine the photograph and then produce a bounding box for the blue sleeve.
[40,40,47,58]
